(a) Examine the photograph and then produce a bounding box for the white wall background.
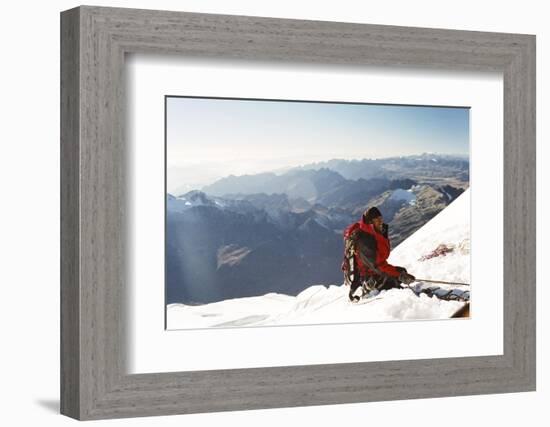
[0,1,546,425]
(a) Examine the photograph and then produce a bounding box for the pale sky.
[166,96,469,193]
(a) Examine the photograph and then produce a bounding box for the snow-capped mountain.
[167,191,217,212]
[167,189,471,329]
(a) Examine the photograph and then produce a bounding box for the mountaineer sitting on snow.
[342,206,416,302]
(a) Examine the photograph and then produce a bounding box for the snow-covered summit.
[167,190,216,212]
[167,189,471,329]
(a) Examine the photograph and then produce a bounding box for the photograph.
[165,96,471,329]
[52,3,537,422]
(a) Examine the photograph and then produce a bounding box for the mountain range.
[166,154,469,304]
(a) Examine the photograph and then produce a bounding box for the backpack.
[341,222,361,286]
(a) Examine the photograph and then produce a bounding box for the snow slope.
[389,188,470,286]
[167,189,470,329]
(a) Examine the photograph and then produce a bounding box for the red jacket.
[343,220,401,278]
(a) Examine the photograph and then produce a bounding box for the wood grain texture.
[60,6,536,420]
[60,7,80,419]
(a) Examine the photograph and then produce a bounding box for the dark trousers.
[349,274,402,301]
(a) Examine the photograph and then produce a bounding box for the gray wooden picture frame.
[60,5,536,421]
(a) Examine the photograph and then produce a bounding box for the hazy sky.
[166,96,469,193]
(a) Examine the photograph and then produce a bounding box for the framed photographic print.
[60,5,536,420]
